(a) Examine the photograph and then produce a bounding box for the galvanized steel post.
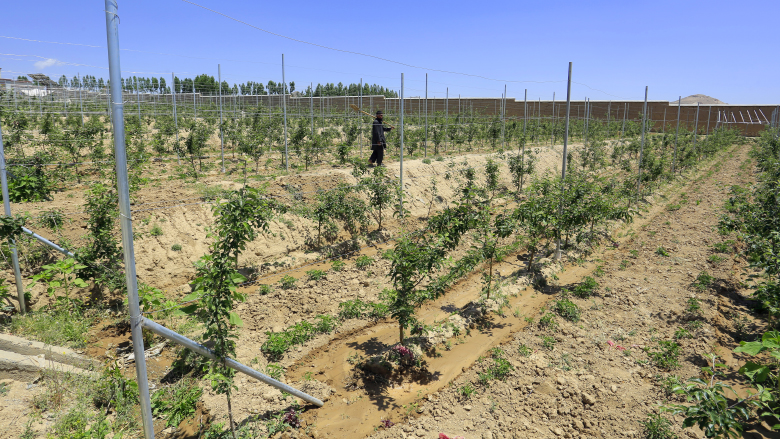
[672,96,681,174]
[636,87,648,201]
[103,2,155,437]
[501,85,507,150]
[78,73,84,127]
[218,64,225,172]
[171,72,179,161]
[692,102,700,156]
[399,73,405,216]
[555,62,572,261]
[135,77,141,123]
[424,73,428,157]
[0,121,26,314]
[282,54,289,172]
[445,88,449,152]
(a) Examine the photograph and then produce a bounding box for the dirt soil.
[250,143,764,439]
[352,145,767,439]
[12,143,572,303]
[2,142,770,439]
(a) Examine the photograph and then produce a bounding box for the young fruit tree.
[384,204,475,343]
[181,186,284,439]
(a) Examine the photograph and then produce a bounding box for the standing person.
[369,110,392,166]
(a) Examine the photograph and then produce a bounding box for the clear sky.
[0,0,777,104]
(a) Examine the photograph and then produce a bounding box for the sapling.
[358,165,396,231]
[507,150,536,198]
[180,186,283,439]
[385,205,474,343]
[212,187,285,268]
[513,177,560,271]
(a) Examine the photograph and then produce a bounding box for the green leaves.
[735,330,780,384]
[30,258,89,306]
[261,315,341,360]
[150,379,202,428]
[0,214,27,244]
[212,186,285,267]
[664,354,764,438]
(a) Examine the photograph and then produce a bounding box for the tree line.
[49,73,397,98]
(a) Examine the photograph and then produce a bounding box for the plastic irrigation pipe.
[141,317,324,407]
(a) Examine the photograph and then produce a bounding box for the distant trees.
[54,73,398,97]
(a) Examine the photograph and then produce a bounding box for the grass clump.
[541,335,556,350]
[306,269,326,281]
[685,297,701,315]
[261,315,341,360]
[572,276,598,298]
[459,383,476,399]
[641,413,678,439]
[279,275,297,289]
[8,307,99,349]
[518,344,532,357]
[355,255,374,269]
[538,312,559,331]
[338,298,389,320]
[478,348,514,386]
[644,340,681,370]
[693,272,714,291]
[150,378,202,428]
[553,295,581,322]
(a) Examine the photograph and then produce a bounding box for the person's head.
[376,110,383,120]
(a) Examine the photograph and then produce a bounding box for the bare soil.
[0,142,768,439]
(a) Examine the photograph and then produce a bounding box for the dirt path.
[269,144,762,439]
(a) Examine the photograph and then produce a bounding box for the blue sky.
[0,0,777,104]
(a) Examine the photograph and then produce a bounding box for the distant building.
[0,68,52,96]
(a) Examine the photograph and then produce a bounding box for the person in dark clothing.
[369,110,392,166]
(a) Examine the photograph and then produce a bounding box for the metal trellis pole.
[551,92,555,146]
[584,98,589,148]
[217,65,225,172]
[135,77,141,123]
[521,88,527,189]
[501,85,506,150]
[0,123,26,315]
[636,86,648,201]
[445,87,449,152]
[672,96,681,174]
[693,102,700,156]
[172,72,179,160]
[555,62,572,261]
[399,73,405,216]
[282,54,289,173]
[78,72,84,127]
[424,73,428,158]
[103,2,155,438]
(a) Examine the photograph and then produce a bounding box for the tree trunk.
[487,258,494,299]
[226,391,237,439]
